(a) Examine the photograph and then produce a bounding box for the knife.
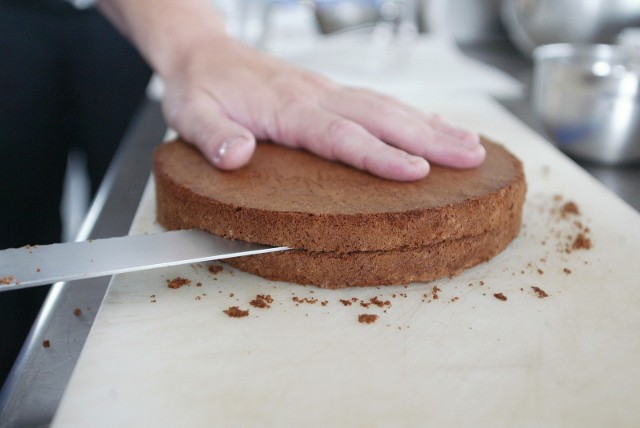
[0,229,288,291]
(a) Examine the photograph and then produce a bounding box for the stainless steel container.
[532,43,640,165]
[502,0,640,56]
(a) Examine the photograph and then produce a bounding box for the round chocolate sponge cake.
[154,138,525,254]
[154,137,526,288]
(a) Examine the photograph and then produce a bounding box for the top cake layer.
[154,138,525,252]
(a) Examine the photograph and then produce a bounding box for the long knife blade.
[0,230,288,291]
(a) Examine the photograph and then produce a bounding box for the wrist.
[98,0,231,78]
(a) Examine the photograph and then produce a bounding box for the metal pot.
[501,0,640,56]
[532,43,640,165]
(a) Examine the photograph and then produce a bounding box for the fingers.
[321,88,485,168]
[163,93,256,170]
[277,105,430,181]
[162,60,484,181]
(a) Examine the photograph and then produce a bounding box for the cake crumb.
[561,201,580,217]
[537,268,544,275]
[370,296,391,308]
[208,265,223,274]
[358,314,379,324]
[572,233,592,250]
[432,286,441,300]
[563,267,572,275]
[0,275,14,285]
[493,293,507,301]
[292,296,317,304]
[339,299,352,306]
[223,306,249,318]
[250,294,273,309]
[42,339,51,348]
[73,307,82,317]
[531,286,549,298]
[167,277,191,289]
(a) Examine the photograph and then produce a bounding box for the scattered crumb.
[561,201,580,217]
[0,275,14,285]
[563,268,572,275]
[358,314,379,324]
[0,275,15,285]
[208,265,223,274]
[167,277,191,289]
[196,282,202,287]
[42,339,51,348]
[73,307,82,317]
[531,286,549,298]
[250,294,274,309]
[537,268,544,275]
[370,296,391,308]
[572,233,592,250]
[292,296,318,304]
[339,299,352,306]
[432,286,441,300]
[223,306,249,318]
[36,268,41,272]
[493,293,507,301]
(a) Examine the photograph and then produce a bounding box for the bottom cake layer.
[226,215,522,288]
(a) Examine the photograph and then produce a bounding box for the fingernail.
[459,133,481,149]
[212,137,246,165]
[403,152,430,174]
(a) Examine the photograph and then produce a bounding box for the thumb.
[164,96,256,170]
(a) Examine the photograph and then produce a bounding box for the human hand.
[161,37,485,181]
[98,0,484,181]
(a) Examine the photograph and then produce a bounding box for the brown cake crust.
[226,208,522,288]
[154,138,525,252]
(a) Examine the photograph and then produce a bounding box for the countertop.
[1,38,638,427]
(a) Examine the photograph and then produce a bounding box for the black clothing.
[0,1,151,388]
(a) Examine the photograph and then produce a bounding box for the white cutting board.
[53,95,640,427]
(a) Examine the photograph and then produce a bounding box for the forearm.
[97,0,229,77]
